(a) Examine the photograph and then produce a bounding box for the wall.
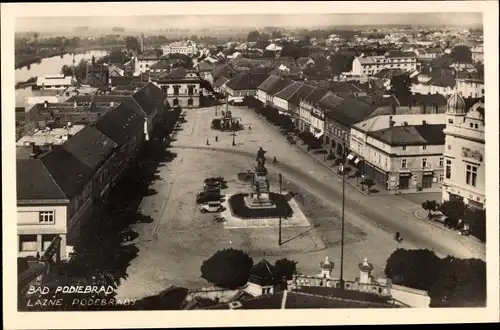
[411,83,454,96]
[18,204,68,258]
[273,97,289,112]
[442,119,485,207]
[456,80,485,98]
[390,284,430,307]
[256,90,267,104]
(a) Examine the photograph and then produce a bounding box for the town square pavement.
[114,104,485,300]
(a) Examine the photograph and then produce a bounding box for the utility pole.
[339,132,346,290]
[278,172,282,246]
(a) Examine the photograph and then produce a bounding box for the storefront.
[398,172,412,190]
[421,170,434,189]
[363,161,388,186]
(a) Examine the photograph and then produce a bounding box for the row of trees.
[385,248,486,307]
[422,199,486,242]
[200,248,297,289]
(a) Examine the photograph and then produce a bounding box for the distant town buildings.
[35,75,72,91]
[471,45,484,63]
[162,41,197,56]
[351,51,417,76]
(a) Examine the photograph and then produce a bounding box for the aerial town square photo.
[2,1,499,328]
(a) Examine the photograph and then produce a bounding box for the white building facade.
[442,93,485,209]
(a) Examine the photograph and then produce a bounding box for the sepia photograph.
[2,1,499,329]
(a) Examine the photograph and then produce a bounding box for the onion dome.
[320,256,334,271]
[358,258,374,272]
[447,91,466,114]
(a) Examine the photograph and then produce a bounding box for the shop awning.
[354,158,361,165]
[315,132,324,139]
[347,154,355,160]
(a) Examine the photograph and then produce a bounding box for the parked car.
[204,186,221,194]
[204,177,225,188]
[200,201,223,213]
[196,192,222,204]
[205,176,224,184]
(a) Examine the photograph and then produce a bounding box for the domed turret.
[447,91,466,115]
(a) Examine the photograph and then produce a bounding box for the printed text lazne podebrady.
[25,286,136,308]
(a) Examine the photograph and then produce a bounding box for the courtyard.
[114,104,486,300]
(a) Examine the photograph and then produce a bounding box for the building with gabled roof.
[351,51,417,76]
[152,68,201,109]
[224,72,269,104]
[256,74,294,107]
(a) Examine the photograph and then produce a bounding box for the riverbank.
[15,77,37,90]
[15,45,120,70]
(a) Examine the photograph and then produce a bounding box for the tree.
[362,178,375,191]
[271,30,282,39]
[200,248,253,289]
[384,248,441,291]
[465,207,486,242]
[273,258,297,281]
[440,199,466,223]
[247,30,260,42]
[125,36,141,53]
[429,257,486,307]
[390,74,412,98]
[329,52,355,75]
[262,50,275,58]
[421,200,439,218]
[450,45,472,64]
[107,50,129,64]
[280,42,307,61]
[33,32,39,47]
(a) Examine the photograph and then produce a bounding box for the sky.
[16,13,483,32]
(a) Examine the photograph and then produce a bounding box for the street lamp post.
[339,132,347,290]
[278,172,283,246]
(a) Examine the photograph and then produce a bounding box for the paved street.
[114,104,485,300]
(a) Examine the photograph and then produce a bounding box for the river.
[15,50,109,108]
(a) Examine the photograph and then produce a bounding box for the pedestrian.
[215,136,218,142]
[273,156,278,164]
[206,139,209,145]
[249,125,252,130]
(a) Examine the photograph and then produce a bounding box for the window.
[39,211,55,223]
[470,122,474,128]
[446,160,452,179]
[448,119,454,124]
[401,159,407,168]
[466,164,478,187]
[421,158,428,169]
[402,145,406,150]
[439,173,444,182]
[385,158,388,168]
[173,86,180,95]
[439,157,444,168]
[474,123,479,129]
[173,98,179,106]
[188,98,193,106]
[188,86,194,95]
[422,145,427,150]
[19,235,37,252]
